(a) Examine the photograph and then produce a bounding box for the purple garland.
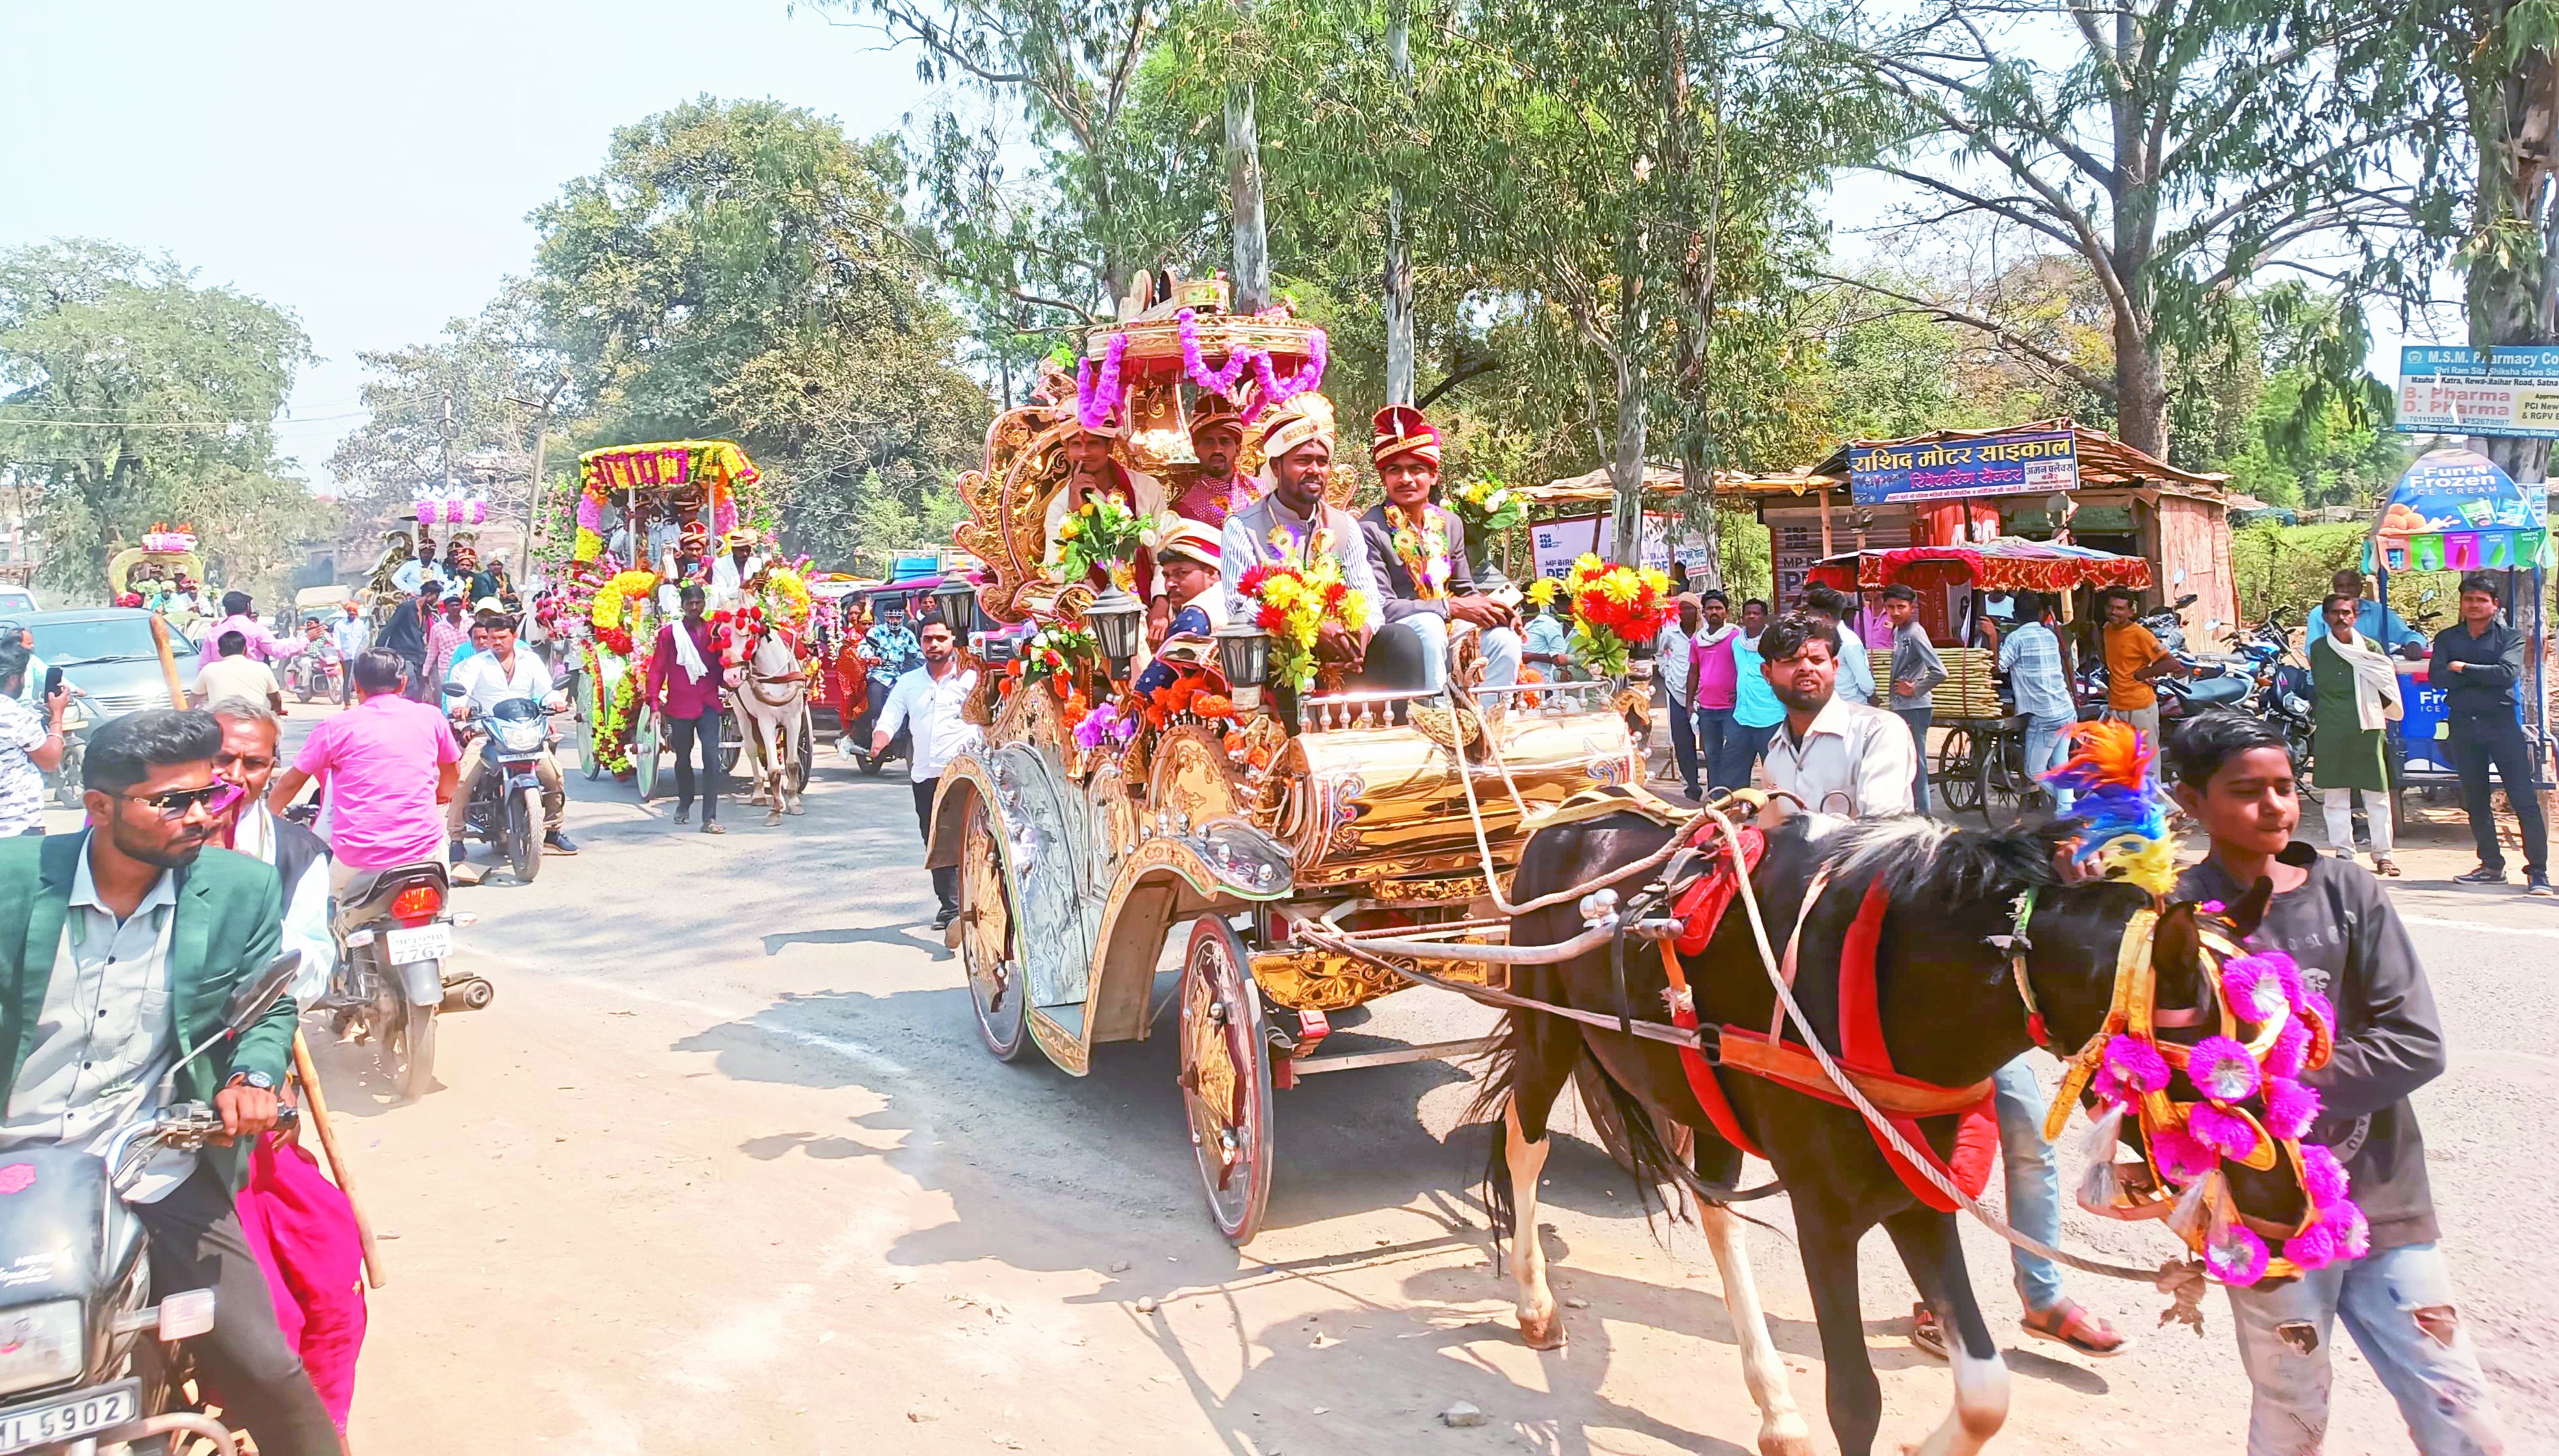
[1177,310,1252,396]
[1076,333,1129,429]
[1244,330,1327,422]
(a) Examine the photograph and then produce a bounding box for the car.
[0,608,196,805]
[0,587,38,617]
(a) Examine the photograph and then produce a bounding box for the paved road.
[273,719,2552,1455]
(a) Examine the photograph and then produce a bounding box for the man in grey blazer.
[1354,405,1522,694]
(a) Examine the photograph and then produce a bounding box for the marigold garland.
[761,566,814,628]
[591,570,659,637]
[1236,539,1371,693]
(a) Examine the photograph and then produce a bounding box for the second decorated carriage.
[923,285,1647,1242]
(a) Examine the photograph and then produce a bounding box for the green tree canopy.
[527,96,990,567]
[0,240,326,597]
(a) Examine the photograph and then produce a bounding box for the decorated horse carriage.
[923,287,1649,1242]
[109,527,207,624]
[539,440,819,808]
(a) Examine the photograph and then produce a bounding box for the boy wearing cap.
[1355,404,1521,693]
[1135,521,1228,696]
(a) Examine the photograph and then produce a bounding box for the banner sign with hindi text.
[1847,431,2079,505]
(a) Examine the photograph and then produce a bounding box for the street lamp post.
[507,375,571,581]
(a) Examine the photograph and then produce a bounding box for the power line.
[0,413,366,429]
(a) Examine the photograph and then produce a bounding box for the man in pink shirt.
[264,648,459,884]
[194,589,307,675]
[1688,590,1743,792]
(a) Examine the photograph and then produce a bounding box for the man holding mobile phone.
[0,636,68,836]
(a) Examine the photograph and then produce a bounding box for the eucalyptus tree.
[1821,0,2458,458]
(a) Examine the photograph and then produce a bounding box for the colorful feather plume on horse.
[2044,720,2175,895]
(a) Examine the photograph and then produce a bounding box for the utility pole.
[508,376,572,581]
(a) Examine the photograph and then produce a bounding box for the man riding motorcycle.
[444,600,575,860]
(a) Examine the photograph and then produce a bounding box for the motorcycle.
[446,691,553,883]
[331,859,487,1101]
[0,955,302,1456]
[283,650,341,703]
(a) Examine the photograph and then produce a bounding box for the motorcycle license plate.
[0,1380,139,1455]
[385,924,451,965]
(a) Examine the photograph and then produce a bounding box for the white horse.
[730,621,809,824]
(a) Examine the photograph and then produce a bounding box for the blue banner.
[1847,430,2079,505]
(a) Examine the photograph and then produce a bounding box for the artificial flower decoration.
[1384,503,1454,599]
[2185,1102,2263,1162]
[2146,1122,2222,1184]
[1050,491,1148,587]
[1237,543,1372,693]
[2187,1035,2262,1104]
[2220,951,2299,1025]
[2044,721,2176,894]
[1558,554,1673,678]
[2102,1033,2170,1095]
[2263,1016,2313,1079]
[1448,475,1527,541]
[2204,1221,2270,1286]
[1070,702,1137,752]
[2261,1076,2321,1140]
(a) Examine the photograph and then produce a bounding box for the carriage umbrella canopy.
[1805,539,2153,594]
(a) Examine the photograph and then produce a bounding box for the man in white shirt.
[1219,393,1379,672]
[443,602,574,858]
[873,613,982,929]
[206,697,335,1005]
[1656,596,1699,800]
[328,600,371,705]
[1757,611,1916,817]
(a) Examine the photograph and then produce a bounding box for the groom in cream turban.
[1219,393,1378,671]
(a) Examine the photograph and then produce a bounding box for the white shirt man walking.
[872,615,982,929]
[1756,610,1916,817]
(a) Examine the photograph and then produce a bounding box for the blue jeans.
[1665,696,1699,794]
[2226,1242,2504,1455]
[1696,706,1737,791]
[1894,706,1933,813]
[1724,719,1777,792]
[1992,1056,2064,1311]
[2024,713,2075,813]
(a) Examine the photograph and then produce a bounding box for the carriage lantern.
[933,577,985,637]
[1085,585,1145,672]
[1213,624,1270,710]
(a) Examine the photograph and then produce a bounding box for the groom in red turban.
[1354,405,1520,692]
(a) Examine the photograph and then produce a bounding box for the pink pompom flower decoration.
[2205,1221,2269,1284]
[2261,1077,2321,1140]
[2300,988,2337,1034]
[2187,1103,2263,1162]
[2287,1218,2340,1271]
[2263,1017,2312,1079]
[2220,952,2295,1024]
[2103,1034,2170,1095]
[2148,1122,2220,1183]
[2332,1200,2371,1260]
[2188,1035,2261,1103]
[2089,1064,2131,1110]
[2300,1143,2349,1205]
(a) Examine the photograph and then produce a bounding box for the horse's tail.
[1473,1011,1691,1251]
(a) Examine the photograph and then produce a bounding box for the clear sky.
[0,0,921,481]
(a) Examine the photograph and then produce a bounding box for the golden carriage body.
[923,286,1638,1241]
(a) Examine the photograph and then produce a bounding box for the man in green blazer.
[0,709,335,1453]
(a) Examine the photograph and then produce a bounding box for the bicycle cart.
[1809,539,2153,828]
[927,286,1643,1242]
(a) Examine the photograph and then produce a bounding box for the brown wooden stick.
[147,613,187,709]
[292,1030,387,1288]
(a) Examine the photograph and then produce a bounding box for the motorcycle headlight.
[0,1298,84,1396]
[495,721,547,753]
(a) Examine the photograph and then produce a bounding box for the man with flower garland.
[1168,392,1261,528]
[2167,710,2503,1455]
[1220,393,1377,672]
[1354,405,1522,694]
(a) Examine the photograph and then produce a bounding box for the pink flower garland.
[1077,333,1130,430]
[576,491,605,533]
[2188,1035,2261,1103]
[1246,331,1328,421]
[1177,310,1252,396]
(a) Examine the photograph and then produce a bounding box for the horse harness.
[738,619,810,708]
[1637,810,1998,1212]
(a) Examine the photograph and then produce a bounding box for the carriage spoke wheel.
[576,680,601,780]
[1178,915,1275,1244]
[1934,726,1983,814]
[959,804,1029,1060]
[632,707,663,798]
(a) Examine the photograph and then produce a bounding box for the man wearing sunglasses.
[0,709,338,1454]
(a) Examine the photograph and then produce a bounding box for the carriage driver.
[1219,392,1376,672]
[1356,404,1522,694]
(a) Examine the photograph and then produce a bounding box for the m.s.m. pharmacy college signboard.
[1848,430,2080,505]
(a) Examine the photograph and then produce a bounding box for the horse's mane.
[1807,813,2076,914]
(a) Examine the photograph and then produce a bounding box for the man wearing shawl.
[1354,405,1522,693]
[1218,394,1378,672]
[2311,590,2404,876]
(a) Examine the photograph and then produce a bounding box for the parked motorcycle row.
[2069,593,2326,776]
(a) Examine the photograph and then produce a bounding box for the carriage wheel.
[1933,726,1983,815]
[793,704,814,793]
[958,802,1029,1060]
[632,706,663,799]
[575,683,601,780]
[1178,915,1275,1244]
